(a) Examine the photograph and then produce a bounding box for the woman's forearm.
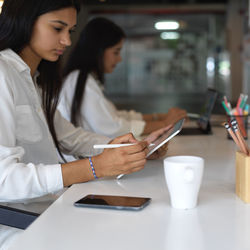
[61,158,95,187]
[61,135,149,187]
[143,114,159,121]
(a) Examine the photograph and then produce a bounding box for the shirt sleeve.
[0,68,63,202]
[116,109,144,121]
[54,110,110,157]
[0,145,62,202]
[80,77,146,138]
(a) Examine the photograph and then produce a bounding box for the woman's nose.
[60,32,72,47]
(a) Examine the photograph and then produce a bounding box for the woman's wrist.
[91,155,104,179]
[88,157,98,179]
[61,158,96,187]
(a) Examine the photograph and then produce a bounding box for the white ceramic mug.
[163,156,204,209]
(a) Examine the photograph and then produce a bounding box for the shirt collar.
[90,72,105,91]
[0,48,31,73]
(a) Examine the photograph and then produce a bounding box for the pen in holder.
[236,151,250,203]
[227,115,249,140]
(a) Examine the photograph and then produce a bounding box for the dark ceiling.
[83,0,228,5]
[82,0,228,37]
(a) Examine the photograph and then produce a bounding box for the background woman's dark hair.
[0,0,81,162]
[63,17,125,126]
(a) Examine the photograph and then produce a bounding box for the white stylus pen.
[117,174,125,180]
[93,143,155,149]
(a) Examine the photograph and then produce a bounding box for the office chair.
[0,205,39,230]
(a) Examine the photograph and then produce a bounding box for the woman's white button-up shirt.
[0,49,109,203]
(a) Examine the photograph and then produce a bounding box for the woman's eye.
[54,27,62,32]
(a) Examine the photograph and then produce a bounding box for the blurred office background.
[33,1,250,114]
[79,0,232,114]
[0,0,247,115]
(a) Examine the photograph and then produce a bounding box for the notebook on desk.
[180,88,218,135]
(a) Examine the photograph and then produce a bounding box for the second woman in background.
[58,17,187,138]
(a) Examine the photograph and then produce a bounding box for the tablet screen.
[147,118,185,157]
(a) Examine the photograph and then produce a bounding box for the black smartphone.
[74,194,151,211]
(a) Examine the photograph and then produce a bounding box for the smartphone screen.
[74,194,151,211]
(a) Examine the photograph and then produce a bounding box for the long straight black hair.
[0,0,80,161]
[63,17,125,126]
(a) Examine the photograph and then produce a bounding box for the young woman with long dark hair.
[0,1,149,247]
[58,17,187,138]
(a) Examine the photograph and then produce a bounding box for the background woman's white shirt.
[58,71,146,139]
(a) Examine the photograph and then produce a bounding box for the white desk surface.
[9,128,250,250]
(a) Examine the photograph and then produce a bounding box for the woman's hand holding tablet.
[146,118,185,157]
[116,118,185,179]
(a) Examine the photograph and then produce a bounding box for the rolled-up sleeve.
[54,110,110,157]
[0,145,63,202]
[117,109,144,121]
[0,68,63,202]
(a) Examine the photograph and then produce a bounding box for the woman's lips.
[55,49,65,55]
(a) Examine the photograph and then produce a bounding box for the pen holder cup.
[236,151,250,203]
[227,115,249,140]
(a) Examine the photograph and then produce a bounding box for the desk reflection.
[165,208,205,250]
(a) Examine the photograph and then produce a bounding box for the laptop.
[179,88,218,135]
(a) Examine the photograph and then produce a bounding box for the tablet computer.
[74,194,151,211]
[146,118,185,157]
[116,118,185,180]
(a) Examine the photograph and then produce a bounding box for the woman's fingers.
[111,132,138,144]
[148,143,168,160]
[124,149,148,163]
[120,159,146,174]
[111,154,146,174]
[115,146,148,167]
[116,141,148,155]
[144,125,173,143]
[112,144,148,173]
[98,135,150,177]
